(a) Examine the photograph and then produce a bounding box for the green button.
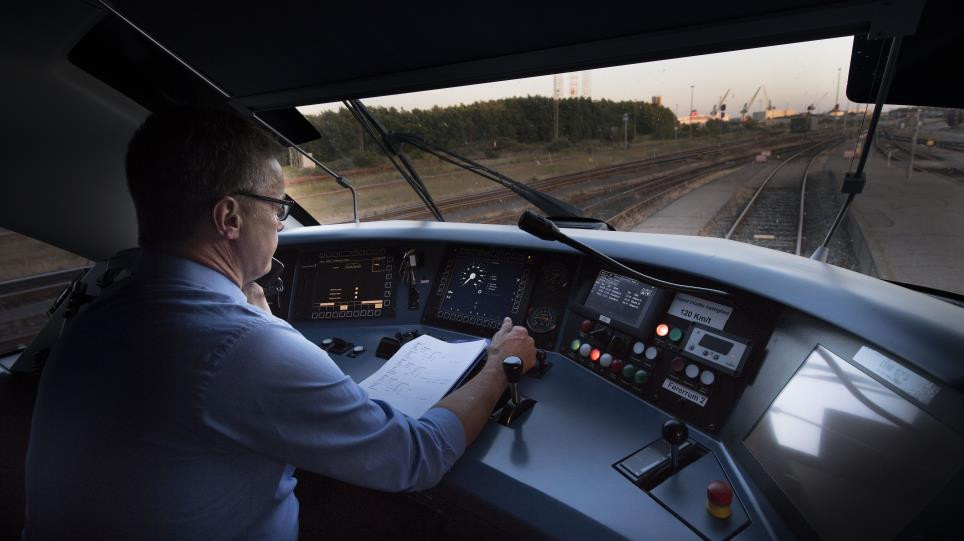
[634,370,649,384]
[570,339,581,351]
[669,328,683,342]
[622,364,637,378]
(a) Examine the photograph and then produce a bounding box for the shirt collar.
[132,249,248,304]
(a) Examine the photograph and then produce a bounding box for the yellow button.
[706,500,732,519]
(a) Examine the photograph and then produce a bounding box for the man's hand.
[435,316,537,447]
[242,282,271,313]
[485,317,536,376]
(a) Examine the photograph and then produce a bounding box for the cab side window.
[0,228,90,355]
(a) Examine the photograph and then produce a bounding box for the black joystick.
[497,356,537,426]
[662,419,689,471]
[526,349,552,379]
[503,356,524,405]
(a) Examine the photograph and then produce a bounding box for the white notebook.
[359,335,489,419]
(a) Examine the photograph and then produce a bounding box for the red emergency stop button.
[706,480,733,519]
[580,319,593,333]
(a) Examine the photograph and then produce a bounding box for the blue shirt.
[24,251,466,540]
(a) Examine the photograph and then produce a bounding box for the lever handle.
[662,418,688,471]
[661,418,688,445]
[502,356,524,383]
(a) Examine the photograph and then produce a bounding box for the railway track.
[877,129,964,178]
[473,135,839,228]
[723,140,837,255]
[0,267,86,355]
[375,133,829,223]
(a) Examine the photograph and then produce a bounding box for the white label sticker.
[599,314,611,324]
[661,379,708,407]
[668,293,733,330]
[853,346,940,405]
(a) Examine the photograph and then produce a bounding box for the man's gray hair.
[126,107,283,247]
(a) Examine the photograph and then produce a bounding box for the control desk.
[267,222,964,541]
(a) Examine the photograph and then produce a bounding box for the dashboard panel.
[266,222,964,540]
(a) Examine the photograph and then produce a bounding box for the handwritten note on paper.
[359,335,488,419]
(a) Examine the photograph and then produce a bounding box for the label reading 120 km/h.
[668,293,732,330]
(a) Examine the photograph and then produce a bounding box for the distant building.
[652,96,662,106]
[751,109,796,121]
[678,113,709,125]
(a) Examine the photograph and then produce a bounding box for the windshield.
[287,36,964,297]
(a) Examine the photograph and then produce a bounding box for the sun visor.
[68,16,320,145]
[847,0,961,107]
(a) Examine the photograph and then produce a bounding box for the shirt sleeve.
[198,318,467,492]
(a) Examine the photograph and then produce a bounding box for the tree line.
[296,96,680,164]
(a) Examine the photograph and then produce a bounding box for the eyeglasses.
[232,191,294,221]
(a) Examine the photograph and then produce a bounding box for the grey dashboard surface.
[279,220,964,391]
[275,220,964,539]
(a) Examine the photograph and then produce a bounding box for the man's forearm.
[435,364,508,446]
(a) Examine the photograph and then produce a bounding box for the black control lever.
[518,210,731,300]
[636,417,707,491]
[662,418,689,472]
[497,356,537,426]
[526,349,552,379]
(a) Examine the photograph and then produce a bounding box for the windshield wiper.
[389,132,583,219]
[344,100,444,221]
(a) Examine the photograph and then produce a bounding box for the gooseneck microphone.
[517,210,730,299]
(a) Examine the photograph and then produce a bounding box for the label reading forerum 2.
[661,378,708,407]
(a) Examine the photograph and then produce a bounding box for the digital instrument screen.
[300,248,394,320]
[745,346,964,541]
[698,334,734,355]
[431,248,531,331]
[583,270,655,327]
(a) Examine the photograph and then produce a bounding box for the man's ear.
[212,196,243,240]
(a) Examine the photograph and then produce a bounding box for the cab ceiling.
[106,0,924,111]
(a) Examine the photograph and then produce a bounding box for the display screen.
[302,249,394,319]
[583,270,654,327]
[745,346,964,541]
[434,251,530,330]
[698,334,733,355]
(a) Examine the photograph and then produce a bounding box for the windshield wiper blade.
[389,132,583,219]
[344,100,444,221]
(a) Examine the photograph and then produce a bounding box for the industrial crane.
[741,86,763,121]
[761,85,775,112]
[807,92,828,114]
[710,88,731,119]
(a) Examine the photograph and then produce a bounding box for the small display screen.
[583,270,654,327]
[436,254,528,330]
[302,249,394,319]
[698,334,733,355]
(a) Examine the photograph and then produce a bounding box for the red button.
[707,480,733,506]
[589,348,601,362]
[580,320,594,333]
[671,357,685,372]
[610,359,625,375]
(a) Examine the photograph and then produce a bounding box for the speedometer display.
[428,247,533,331]
[526,306,558,333]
